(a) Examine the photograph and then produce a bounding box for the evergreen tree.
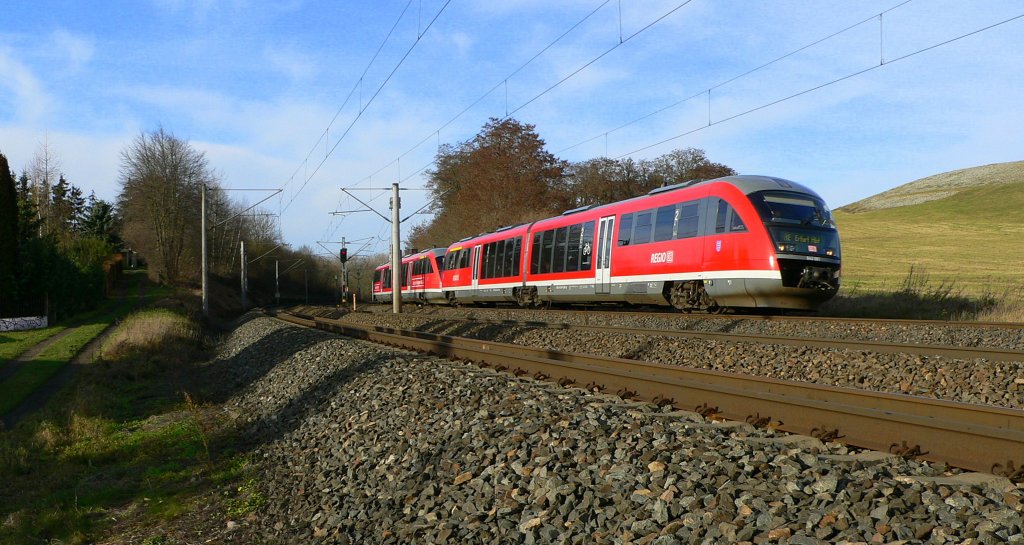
[15,170,40,242]
[81,194,118,244]
[0,153,19,315]
[69,184,86,232]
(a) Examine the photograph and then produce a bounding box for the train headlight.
[777,244,785,252]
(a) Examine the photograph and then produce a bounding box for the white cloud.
[0,47,51,123]
[263,45,318,82]
[50,29,95,72]
[0,125,129,202]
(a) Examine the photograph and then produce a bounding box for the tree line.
[408,117,735,250]
[0,145,118,320]
[1,129,346,320]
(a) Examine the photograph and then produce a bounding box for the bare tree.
[117,128,219,284]
[27,139,62,237]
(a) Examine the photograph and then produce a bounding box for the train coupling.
[798,265,837,290]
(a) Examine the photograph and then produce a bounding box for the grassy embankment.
[0,304,260,544]
[824,180,1024,320]
[0,301,129,416]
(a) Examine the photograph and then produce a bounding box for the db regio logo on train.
[650,250,674,264]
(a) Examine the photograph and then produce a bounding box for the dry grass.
[0,305,248,545]
[835,177,1024,303]
[966,293,1024,322]
[100,308,200,361]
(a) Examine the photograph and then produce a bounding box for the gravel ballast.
[337,310,1024,410]
[218,315,1023,544]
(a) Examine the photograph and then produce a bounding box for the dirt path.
[0,273,149,429]
[0,327,80,382]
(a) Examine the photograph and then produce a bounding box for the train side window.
[492,241,501,278]
[618,213,633,246]
[512,236,522,277]
[677,201,700,239]
[551,227,565,273]
[633,210,653,245]
[491,242,500,279]
[530,233,543,274]
[495,240,506,278]
[653,205,676,242]
[715,200,729,234]
[434,255,444,273]
[497,241,505,276]
[580,221,595,270]
[482,244,491,279]
[460,248,470,269]
[566,223,582,272]
[730,210,747,232]
[497,239,509,278]
[540,230,555,274]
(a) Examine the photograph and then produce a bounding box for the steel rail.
[412,316,1024,362]
[272,310,1024,477]
[379,303,1024,330]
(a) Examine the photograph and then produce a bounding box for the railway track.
[272,309,1024,480]
[359,302,1024,330]
[385,313,1024,362]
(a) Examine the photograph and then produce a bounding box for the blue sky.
[2,0,1022,259]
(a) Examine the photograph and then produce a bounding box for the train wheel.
[665,281,714,312]
[515,286,540,308]
[445,291,459,307]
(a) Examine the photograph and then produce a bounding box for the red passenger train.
[371,248,446,305]
[377,175,841,311]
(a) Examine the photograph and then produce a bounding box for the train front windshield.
[751,191,840,258]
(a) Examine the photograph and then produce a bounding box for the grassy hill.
[833,161,1024,300]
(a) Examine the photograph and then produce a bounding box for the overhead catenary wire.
[615,10,1024,159]
[555,0,917,156]
[281,0,454,214]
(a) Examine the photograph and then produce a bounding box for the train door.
[471,245,482,295]
[595,215,615,294]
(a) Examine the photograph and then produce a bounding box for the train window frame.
[482,243,492,279]
[580,221,595,271]
[495,239,507,276]
[553,227,568,273]
[540,230,555,274]
[618,213,634,246]
[512,237,522,276]
[633,210,654,245]
[715,200,729,234]
[730,210,747,232]
[566,223,582,272]
[653,204,676,242]
[676,201,700,239]
[530,233,543,274]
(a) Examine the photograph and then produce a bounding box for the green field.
[835,169,1024,299]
